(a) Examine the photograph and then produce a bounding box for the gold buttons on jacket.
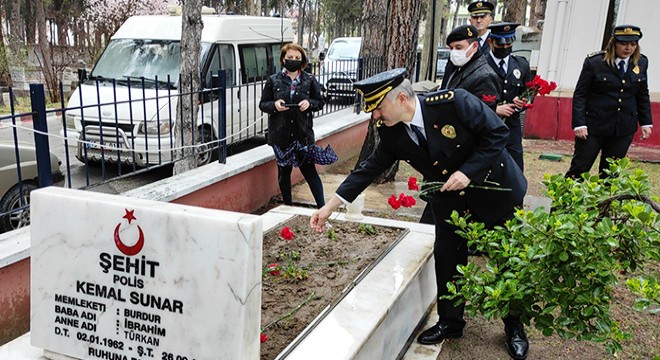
[433,161,439,166]
[622,80,626,84]
[442,169,448,175]
[618,99,622,103]
[459,191,466,196]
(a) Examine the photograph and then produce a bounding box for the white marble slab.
[30,187,262,360]
[266,207,437,360]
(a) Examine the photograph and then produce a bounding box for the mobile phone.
[282,103,300,107]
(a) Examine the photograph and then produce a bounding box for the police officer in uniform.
[309,68,530,360]
[468,1,495,54]
[486,22,533,171]
[441,24,501,111]
[566,24,653,178]
[424,25,501,224]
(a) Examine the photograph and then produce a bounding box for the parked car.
[319,37,362,101]
[0,141,63,233]
[436,47,450,79]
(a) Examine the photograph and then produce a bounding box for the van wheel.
[0,183,37,233]
[195,126,217,167]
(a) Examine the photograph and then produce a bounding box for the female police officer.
[566,25,652,178]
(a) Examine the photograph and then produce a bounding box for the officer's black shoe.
[416,322,463,345]
[505,325,529,359]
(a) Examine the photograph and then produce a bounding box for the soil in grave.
[259,215,404,360]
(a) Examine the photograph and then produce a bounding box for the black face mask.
[492,46,512,59]
[284,59,303,72]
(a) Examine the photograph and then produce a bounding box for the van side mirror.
[319,52,325,61]
[77,68,88,83]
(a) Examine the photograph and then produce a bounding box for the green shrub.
[446,158,660,354]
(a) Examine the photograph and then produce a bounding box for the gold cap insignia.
[467,28,473,37]
[624,27,633,34]
[504,25,510,31]
[477,2,483,7]
[633,65,640,74]
[441,125,457,139]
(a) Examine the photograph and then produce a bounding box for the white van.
[62,14,293,167]
[319,37,361,101]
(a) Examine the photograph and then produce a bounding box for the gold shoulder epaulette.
[424,90,455,105]
[587,51,604,58]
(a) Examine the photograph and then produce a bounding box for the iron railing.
[0,55,389,233]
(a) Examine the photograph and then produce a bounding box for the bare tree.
[174,0,203,174]
[529,0,546,29]
[502,0,527,24]
[353,0,423,183]
[420,0,444,81]
[34,0,58,102]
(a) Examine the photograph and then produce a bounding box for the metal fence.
[0,56,389,234]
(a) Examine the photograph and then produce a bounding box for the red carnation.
[260,333,268,343]
[280,227,294,240]
[267,263,281,276]
[408,176,419,191]
[401,195,417,208]
[388,195,401,210]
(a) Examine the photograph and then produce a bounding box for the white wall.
[617,0,660,95]
[537,0,659,97]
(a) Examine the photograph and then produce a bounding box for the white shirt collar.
[616,57,629,67]
[479,31,490,43]
[408,97,424,129]
[490,52,510,65]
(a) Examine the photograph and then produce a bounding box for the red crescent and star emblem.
[114,209,144,256]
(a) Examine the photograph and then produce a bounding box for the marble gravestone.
[30,187,263,360]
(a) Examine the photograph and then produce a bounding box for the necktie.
[499,59,506,76]
[618,60,626,77]
[411,125,428,152]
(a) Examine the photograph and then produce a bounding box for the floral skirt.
[273,141,338,167]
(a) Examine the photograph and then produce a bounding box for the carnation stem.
[261,291,317,332]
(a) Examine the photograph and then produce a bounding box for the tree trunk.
[420,0,443,81]
[529,0,547,29]
[297,0,307,46]
[173,0,203,175]
[353,0,423,184]
[385,0,422,79]
[503,0,527,24]
[35,0,58,103]
[0,3,11,88]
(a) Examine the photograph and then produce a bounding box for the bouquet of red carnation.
[519,75,557,109]
[388,177,511,211]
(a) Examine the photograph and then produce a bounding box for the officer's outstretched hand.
[441,171,471,192]
[310,196,343,233]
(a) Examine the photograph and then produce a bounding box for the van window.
[327,40,361,60]
[204,44,236,87]
[91,39,182,88]
[240,45,270,83]
[271,44,282,73]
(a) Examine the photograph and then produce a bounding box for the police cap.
[488,22,520,45]
[468,1,494,17]
[612,24,642,42]
[446,25,479,45]
[353,68,406,113]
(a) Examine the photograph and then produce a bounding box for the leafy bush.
[446,158,660,354]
